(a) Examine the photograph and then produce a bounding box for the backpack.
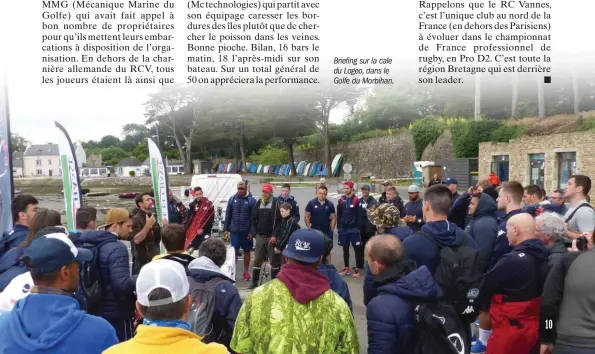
[187,276,228,344]
[79,241,109,315]
[419,231,483,324]
[414,299,469,354]
[564,203,594,223]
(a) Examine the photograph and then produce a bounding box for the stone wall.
[294,133,416,178]
[479,131,595,197]
[422,130,454,161]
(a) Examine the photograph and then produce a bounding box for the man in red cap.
[337,181,364,277]
[248,183,282,289]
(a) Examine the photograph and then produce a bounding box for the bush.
[411,117,446,160]
[490,123,528,142]
[128,170,136,177]
[451,120,502,158]
[249,145,287,165]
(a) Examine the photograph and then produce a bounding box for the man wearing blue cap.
[444,177,460,204]
[0,230,118,353]
[231,228,359,354]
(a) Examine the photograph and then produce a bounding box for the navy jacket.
[77,231,135,321]
[404,199,424,232]
[276,195,300,223]
[367,264,442,354]
[359,195,377,234]
[318,264,353,313]
[0,247,27,291]
[187,257,242,348]
[488,209,527,270]
[479,239,548,307]
[387,225,414,242]
[1,225,28,256]
[224,193,255,233]
[402,220,478,274]
[337,195,360,229]
[465,194,499,271]
[167,200,183,224]
[448,192,470,230]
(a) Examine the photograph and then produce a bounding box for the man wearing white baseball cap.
[104,259,227,354]
[0,230,118,354]
[404,185,424,232]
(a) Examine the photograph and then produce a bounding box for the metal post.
[474,73,481,121]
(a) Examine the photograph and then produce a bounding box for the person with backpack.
[0,229,118,354]
[77,208,137,343]
[478,213,547,354]
[466,192,499,272]
[223,180,256,282]
[366,234,453,354]
[153,224,195,270]
[186,238,242,350]
[248,183,281,289]
[231,228,359,354]
[104,259,228,354]
[563,175,595,239]
[337,181,363,277]
[1,195,38,257]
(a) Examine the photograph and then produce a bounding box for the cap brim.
[282,249,320,264]
[75,248,93,262]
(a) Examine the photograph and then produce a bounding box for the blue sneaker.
[471,334,478,345]
[471,341,487,354]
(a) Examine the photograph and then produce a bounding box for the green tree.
[10,133,28,152]
[100,146,129,166]
[411,118,446,160]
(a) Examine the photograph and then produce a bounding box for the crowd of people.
[0,173,593,353]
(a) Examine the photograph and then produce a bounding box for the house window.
[558,152,576,190]
[178,166,185,173]
[36,159,41,166]
[48,159,52,165]
[36,169,42,175]
[490,155,509,182]
[529,153,545,188]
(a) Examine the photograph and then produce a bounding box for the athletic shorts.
[311,226,333,240]
[230,231,253,251]
[338,227,362,247]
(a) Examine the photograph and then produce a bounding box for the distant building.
[116,157,146,177]
[12,152,23,177]
[73,142,87,169]
[23,144,61,177]
[87,154,102,168]
[143,157,185,175]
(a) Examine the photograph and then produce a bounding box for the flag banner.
[148,138,168,254]
[0,80,13,235]
[55,121,82,231]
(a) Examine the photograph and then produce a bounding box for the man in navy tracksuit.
[473,181,526,353]
[403,185,424,232]
[358,184,377,245]
[305,185,336,241]
[224,180,256,282]
[277,183,300,223]
[337,181,363,277]
[1,195,38,256]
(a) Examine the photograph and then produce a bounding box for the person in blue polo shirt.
[305,185,336,243]
[337,181,363,278]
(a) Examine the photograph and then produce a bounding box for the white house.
[23,144,61,177]
[12,152,23,177]
[143,157,185,175]
[116,157,147,177]
[73,142,87,169]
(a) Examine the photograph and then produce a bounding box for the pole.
[474,73,481,121]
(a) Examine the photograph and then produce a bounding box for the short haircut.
[138,288,187,321]
[535,212,566,242]
[318,185,328,192]
[282,183,291,190]
[571,175,591,195]
[194,186,202,192]
[500,181,524,204]
[280,203,292,211]
[161,224,186,252]
[76,207,97,230]
[524,184,543,199]
[135,192,151,208]
[423,185,452,215]
[385,186,397,193]
[553,189,564,195]
[367,234,403,266]
[198,238,227,267]
[29,261,75,285]
[11,195,39,223]
[322,234,332,264]
[476,179,492,190]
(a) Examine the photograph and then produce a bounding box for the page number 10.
[545,320,553,329]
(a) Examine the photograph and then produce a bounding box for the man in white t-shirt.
[564,175,595,238]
